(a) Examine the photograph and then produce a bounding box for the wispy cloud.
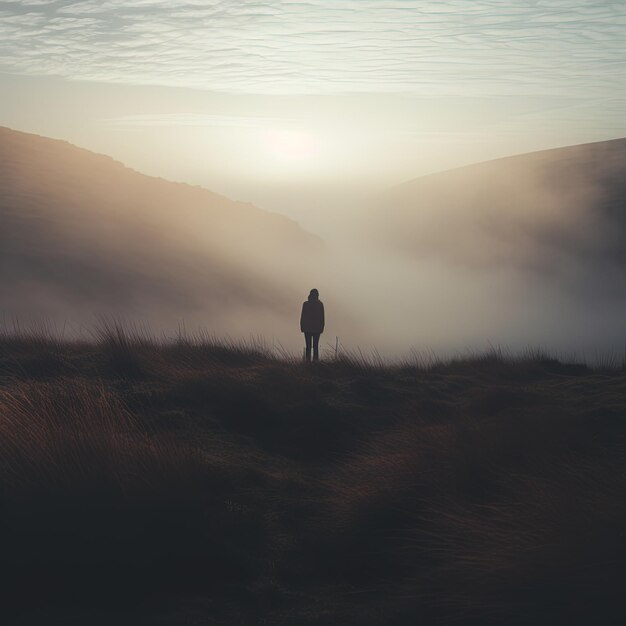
[0,0,625,97]
[105,112,298,127]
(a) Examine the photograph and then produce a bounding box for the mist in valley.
[2,127,625,362]
[320,138,626,360]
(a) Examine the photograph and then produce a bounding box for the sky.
[1,0,626,228]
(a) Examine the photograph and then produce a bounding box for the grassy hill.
[1,328,625,625]
[0,126,322,330]
[376,138,626,285]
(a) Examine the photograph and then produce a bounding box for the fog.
[314,138,626,360]
[0,126,323,346]
[236,137,626,360]
[2,127,626,362]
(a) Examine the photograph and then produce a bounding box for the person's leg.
[312,333,320,361]
[304,333,312,362]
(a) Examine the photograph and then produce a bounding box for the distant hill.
[375,138,626,292]
[0,126,322,331]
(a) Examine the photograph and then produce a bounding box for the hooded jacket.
[300,297,325,334]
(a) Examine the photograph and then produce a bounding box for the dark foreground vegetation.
[1,327,625,625]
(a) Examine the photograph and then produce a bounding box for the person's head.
[308,288,319,300]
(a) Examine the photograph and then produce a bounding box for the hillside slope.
[376,138,626,285]
[0,126,323,330]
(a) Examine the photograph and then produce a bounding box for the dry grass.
[0,326,625,624]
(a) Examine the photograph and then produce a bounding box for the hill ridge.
[0,125,322,334]
[392,136,626,192]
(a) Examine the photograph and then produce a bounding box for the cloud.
[0,0,624,96]
[105,112,298,127]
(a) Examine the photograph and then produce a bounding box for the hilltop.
[1,329,625,625]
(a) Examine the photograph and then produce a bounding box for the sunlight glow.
[262,129,320,162]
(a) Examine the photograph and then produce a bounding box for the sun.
[262,129,320,161]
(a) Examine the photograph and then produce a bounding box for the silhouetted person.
[300,288,324,362]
